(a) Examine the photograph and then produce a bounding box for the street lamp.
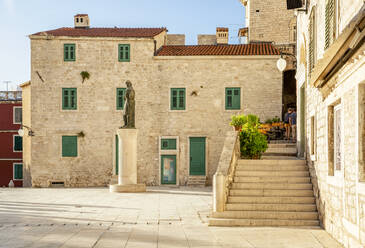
[18,125,34,137]
[276,52,297,72]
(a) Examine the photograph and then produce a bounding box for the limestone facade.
[23,25,282,188]
[296,1,365,247]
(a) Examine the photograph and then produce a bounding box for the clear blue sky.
[0,0,245,90]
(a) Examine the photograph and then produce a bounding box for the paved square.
[0,187,342,248]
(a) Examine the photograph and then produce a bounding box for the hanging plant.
[80,71,90,83]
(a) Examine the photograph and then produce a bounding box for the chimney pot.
[74,14,90,29]
[216,27,229,44]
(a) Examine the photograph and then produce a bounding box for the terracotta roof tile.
[31,27,167,38]
[156,43,280,56]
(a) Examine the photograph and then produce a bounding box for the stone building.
[295,1,365,247]
[239,0,297,119]
[21,14,282,188]
[0,91,22,187]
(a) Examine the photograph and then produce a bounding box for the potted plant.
[230,114,246,131]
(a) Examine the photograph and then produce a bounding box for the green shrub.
[239,114,268,159]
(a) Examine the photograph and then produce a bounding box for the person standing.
[284,108,292,140]
[289,109,297,142]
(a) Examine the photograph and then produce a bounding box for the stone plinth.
[110,129,146,193]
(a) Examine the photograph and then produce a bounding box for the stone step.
[262,156,300,160]
[229,189,314,197]
[234,176,311,183]
[225,203,317,212]
[187,176,206,186]
[235,171,309,177]
[212,211,318,220]
[231,183,313,190]
[265,147,297,155]
[268,143,296,148]
[228,196,316,204]
[208,218,320,227]
[236,164,308,171]
[237,159,306,166]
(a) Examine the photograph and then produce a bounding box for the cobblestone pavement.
[0,187,342,248]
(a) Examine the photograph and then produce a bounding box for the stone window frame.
[327,99,343,177]
[13,163,23,181]
[358,83,365,182]
[13,106,22,124]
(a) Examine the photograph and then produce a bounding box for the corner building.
[296,1,365,247]
[22,15,282,187]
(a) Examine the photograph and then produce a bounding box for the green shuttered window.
[62,136,78,157]
[116,88,126,110]
[161,139,177,150]
[171,88,185,110]
[225,88,240,110]
[119,44,130,62]
[14,135,22,151]
[64,44,76,61]
[14,163,23,180]
[62,88,77,110]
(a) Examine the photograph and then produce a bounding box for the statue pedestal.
[109,129,146,193]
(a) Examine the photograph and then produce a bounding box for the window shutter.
[14,136,22,151]
[225,88,240,110]
[14,164,23,180]
[171,88,185,110]
[119,44,130,62]
[325,0,335,49]
[309,10,315,74]
[117,88,126,109]
[14,107,22,123]
[62,136,78,157]
[62,88,77,110]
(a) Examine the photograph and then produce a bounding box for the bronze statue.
[121,80,135,128]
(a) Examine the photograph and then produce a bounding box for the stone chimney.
[74,14,90,29]
[216,27,229,44]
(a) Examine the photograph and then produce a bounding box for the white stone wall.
[296,1,365,247]
[27,34,282,188]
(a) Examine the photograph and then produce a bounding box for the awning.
[310,5,365,88]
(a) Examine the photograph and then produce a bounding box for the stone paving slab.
[0,187,343,248]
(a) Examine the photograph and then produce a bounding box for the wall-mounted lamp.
[18,125,34,137]
[277,52,297,72]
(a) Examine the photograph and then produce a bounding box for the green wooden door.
[161,155,176,184]
[189,137,206,175]
[115,135,119,175]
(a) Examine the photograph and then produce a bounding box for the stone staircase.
[209,143,319,226]
[187,176,206,186]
